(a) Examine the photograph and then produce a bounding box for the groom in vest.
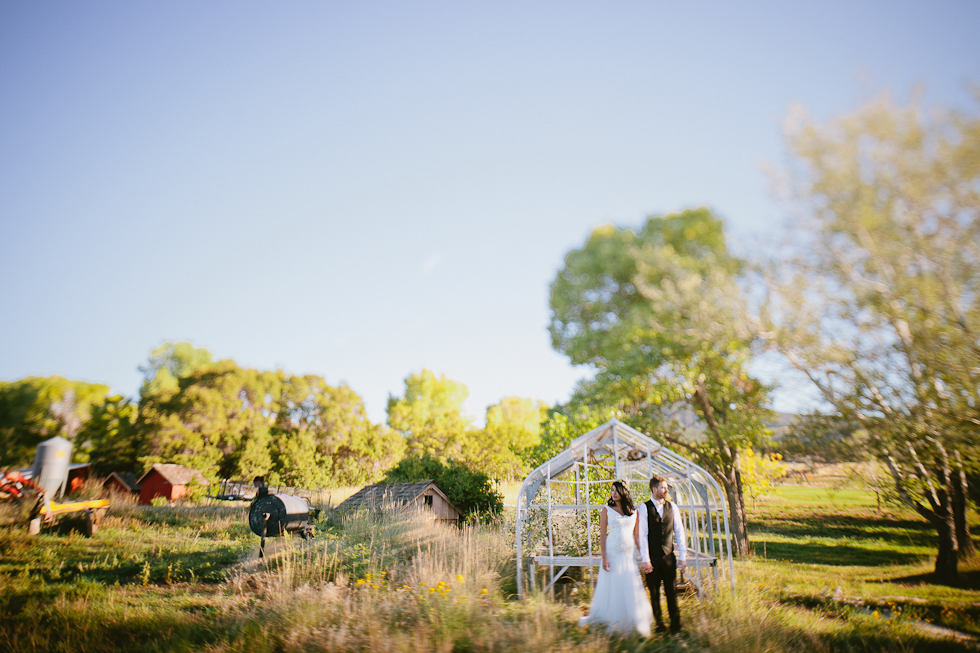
[638,475,687,635]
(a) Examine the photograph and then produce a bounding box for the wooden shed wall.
[421,488,462,521]
[139,472,185,505]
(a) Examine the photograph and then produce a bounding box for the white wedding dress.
[579,507,654,637]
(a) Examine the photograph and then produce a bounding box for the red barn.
[137,463,209,505]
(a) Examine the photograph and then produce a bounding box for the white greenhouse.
[515,418,735,598]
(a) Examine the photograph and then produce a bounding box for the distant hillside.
[643,406,797,443]
[769,412,797,440]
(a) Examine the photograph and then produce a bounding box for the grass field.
[0,477,977,652]
[741,482,980,640]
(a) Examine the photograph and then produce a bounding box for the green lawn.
[0,503,254,651]
[0,503,253,587]
[739,482,980,638]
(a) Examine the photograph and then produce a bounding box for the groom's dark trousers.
[643,499,681,634]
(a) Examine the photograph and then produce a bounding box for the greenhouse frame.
[515,418,735,598]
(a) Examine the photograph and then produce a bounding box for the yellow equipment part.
[39,498,110,517]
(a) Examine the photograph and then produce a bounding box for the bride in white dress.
[579,481,654,637]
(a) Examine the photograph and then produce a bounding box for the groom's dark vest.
[645,499,675,567]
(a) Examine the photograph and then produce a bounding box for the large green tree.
[462,396,548,481]
[139,358,402,487]
[0,377,110,469]
[549,208,774,556]
[139,341,215,400]
[77,394,140,475]
[387,370,472,461]
[138,360,279,480]
[272,374,405,487]
[763,94,980,580]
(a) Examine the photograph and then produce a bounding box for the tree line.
[0,347,553,491]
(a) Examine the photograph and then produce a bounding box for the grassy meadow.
[0,474,978,652]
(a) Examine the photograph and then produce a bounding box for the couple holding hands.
[579,476,686,637]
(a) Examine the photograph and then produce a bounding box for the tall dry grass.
[212,507,598,652]
[204,507,968,653]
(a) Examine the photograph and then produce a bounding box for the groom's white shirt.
[637,499,687,564]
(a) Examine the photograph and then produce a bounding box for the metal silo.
[31,436,73,498]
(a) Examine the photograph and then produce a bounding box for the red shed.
[67,463,91,494]
[137,463,209,505]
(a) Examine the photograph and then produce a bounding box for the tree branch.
[784,349,839,405]
[656,431,714,468]
[882,445,936,523]
[908,443,942,514]
[692,379,734,468]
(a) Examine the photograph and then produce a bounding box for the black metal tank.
[249,493,313,537]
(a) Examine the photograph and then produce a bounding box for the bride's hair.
[607,480,635,516]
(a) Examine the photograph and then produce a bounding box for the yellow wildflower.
[456,574,464,583]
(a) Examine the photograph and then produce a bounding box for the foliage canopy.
[548,208,773,555]
[764,92,980,578]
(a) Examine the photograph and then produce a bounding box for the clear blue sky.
[2,1,978,424]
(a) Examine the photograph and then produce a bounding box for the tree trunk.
[953,464,976,559]
[658,429,752,558]
[882,447,961,583]
[931,471,960,582]
[688,382,752,557]
[934,510,959,581]
[722,466,751,557]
